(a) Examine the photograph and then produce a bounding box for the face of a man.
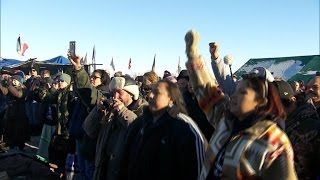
[30,69,38,77]
[306,77,320,107]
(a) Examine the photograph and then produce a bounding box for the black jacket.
[121,106,205,180]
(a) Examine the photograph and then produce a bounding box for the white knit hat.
[109,76,139,100]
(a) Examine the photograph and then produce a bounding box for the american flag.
[17,35,29,56]
[128,57,132,70]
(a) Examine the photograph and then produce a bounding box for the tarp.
[0,56,88,75]
[0,59,22,69]
[43,56,70,64]
[235,55,320,82]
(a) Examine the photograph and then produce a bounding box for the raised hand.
[209,42,220,60]
[185,30,200,59]
[67,53,81,70]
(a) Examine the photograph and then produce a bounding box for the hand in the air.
[67,53,81,70]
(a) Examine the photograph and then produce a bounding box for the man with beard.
[286,76,320,179]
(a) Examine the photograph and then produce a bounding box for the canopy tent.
[235,55,320,83]
[0,56,89,75]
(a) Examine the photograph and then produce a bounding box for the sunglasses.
[58,79,65,83]
[31,69,36,72]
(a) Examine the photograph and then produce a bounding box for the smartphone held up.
[69,41,76,57]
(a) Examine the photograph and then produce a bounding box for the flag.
[128,57,132,70]
[16,35,29,56]
[84,52,87,64]
[92,45,96,70]
[151,54,156,71]
[21,43,29,56]
[110,57,115,71]
[177,56,181,74]
[16,36,21,54]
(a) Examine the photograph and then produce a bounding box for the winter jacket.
[73,68,104,109]
[83,97,148,180]
[120,107,206,180]
[286,100,320,179]
[182,90,215,141]
[186,54,297,180]
[211,57,236,97]
[39,86,75,137]
[0,83,28,148]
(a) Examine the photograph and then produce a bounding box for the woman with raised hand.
[184,30,297,180]
[121,79,206,180]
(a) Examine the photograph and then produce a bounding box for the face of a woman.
[230,80,260,120]
[148,82,172,113]
[90,72,102,87]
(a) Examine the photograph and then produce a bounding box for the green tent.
[235,55,319,83]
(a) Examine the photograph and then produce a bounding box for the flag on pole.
[177,56,181,74]
[84,52,87,64]
[110,57,115,71]
[92,45,96,70]
[151,54,156,71]
[16,35,29,56]
[16,36,21,54]
[128,57,132,70]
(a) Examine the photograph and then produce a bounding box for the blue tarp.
[43,56,70,64]
[0,59,22,69]
[0,56,70,69]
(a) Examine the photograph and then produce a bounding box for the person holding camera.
[0,74,28,150]
[68,55,148,180]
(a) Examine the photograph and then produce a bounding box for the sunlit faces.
[230,80,260,120]
[306,77,320,106]
[90,72,102,87]
[112,89,133,107]
[148,82,173,113]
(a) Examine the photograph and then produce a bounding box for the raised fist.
[209,42,220,60]
[185,30,200,59]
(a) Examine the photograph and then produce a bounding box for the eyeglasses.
[58,79,65,83]
[90,76,101,80]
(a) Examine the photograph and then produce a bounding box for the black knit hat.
[272,80,294,100]
[12,75,24,84]
[30,63,40,73]
[177,70,189,81]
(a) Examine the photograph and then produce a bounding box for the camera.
[101,91,114,110]
[1,77,11,87]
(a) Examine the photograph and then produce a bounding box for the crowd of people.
[0,30,319,180]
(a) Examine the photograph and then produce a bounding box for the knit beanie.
[59,73,71,84]
[12,75,24,84]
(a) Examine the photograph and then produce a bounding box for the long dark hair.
[93,69,110,85]
[158,79,188,115]
[245,78,286,121]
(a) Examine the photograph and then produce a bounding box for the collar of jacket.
[141,105,180,127]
